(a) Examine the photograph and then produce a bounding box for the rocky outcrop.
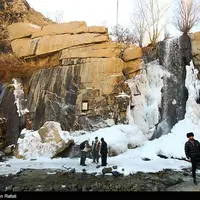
[27,58,130,131]
[0,0,52,53]
[6,21,142,132]
[0,0,52,27]
[8,21,110,58]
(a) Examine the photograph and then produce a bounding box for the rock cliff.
[3,20,142,145]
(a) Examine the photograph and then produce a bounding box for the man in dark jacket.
[185,132,200,185]
[100,138,108,166]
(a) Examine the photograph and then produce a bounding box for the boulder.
[122,45,142,61]
[14,121,74,158]
[4,144,15,154]
[102,167,112,174]
[123,58,142,79]
[32,21,88,38]
[38,121,63,143]
[60,42,120,59]
[11,38,39,58]
[36,33,109,56]
[7,23,41,40]
[35,121,74,157]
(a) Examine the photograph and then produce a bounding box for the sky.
[26,0,185,38]
[27,0,134,28]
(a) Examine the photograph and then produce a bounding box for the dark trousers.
[80,151,87,165]
[101,153,107,166]
[92,151,99,163]
[191,158,200,180]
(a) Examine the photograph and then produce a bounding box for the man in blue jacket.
[185,132,200,185]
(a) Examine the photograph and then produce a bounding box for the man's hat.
[187,132,194,138]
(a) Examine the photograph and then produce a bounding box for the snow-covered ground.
[0,151,190,176]
[1,60,200,176]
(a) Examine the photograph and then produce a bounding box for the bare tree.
[110,24,136,44]
[54,10,64,23]
[132,12,147,47]
[45,10,64,23]
[173,0,200,34]
[133,0,171,46]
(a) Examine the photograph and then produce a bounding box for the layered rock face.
[7,21,142,132]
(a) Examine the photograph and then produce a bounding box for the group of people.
[79,137,108,167]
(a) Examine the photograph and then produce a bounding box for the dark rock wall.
[152,36,191,138]
[0,83,25,146]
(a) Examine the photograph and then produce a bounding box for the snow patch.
[11,78,29,117]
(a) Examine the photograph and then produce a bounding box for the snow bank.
[17,123,148,158]
[73,124,147,155]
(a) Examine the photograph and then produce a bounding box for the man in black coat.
[185,132,200,185]
[100,137,108,166]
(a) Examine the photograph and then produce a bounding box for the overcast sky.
[26,0,200,38]
[27,0,134,27]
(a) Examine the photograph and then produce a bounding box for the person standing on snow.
[100,137,108,166]
[185,132,200,185]
[92,137,100,164]
[79,140,90,166]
